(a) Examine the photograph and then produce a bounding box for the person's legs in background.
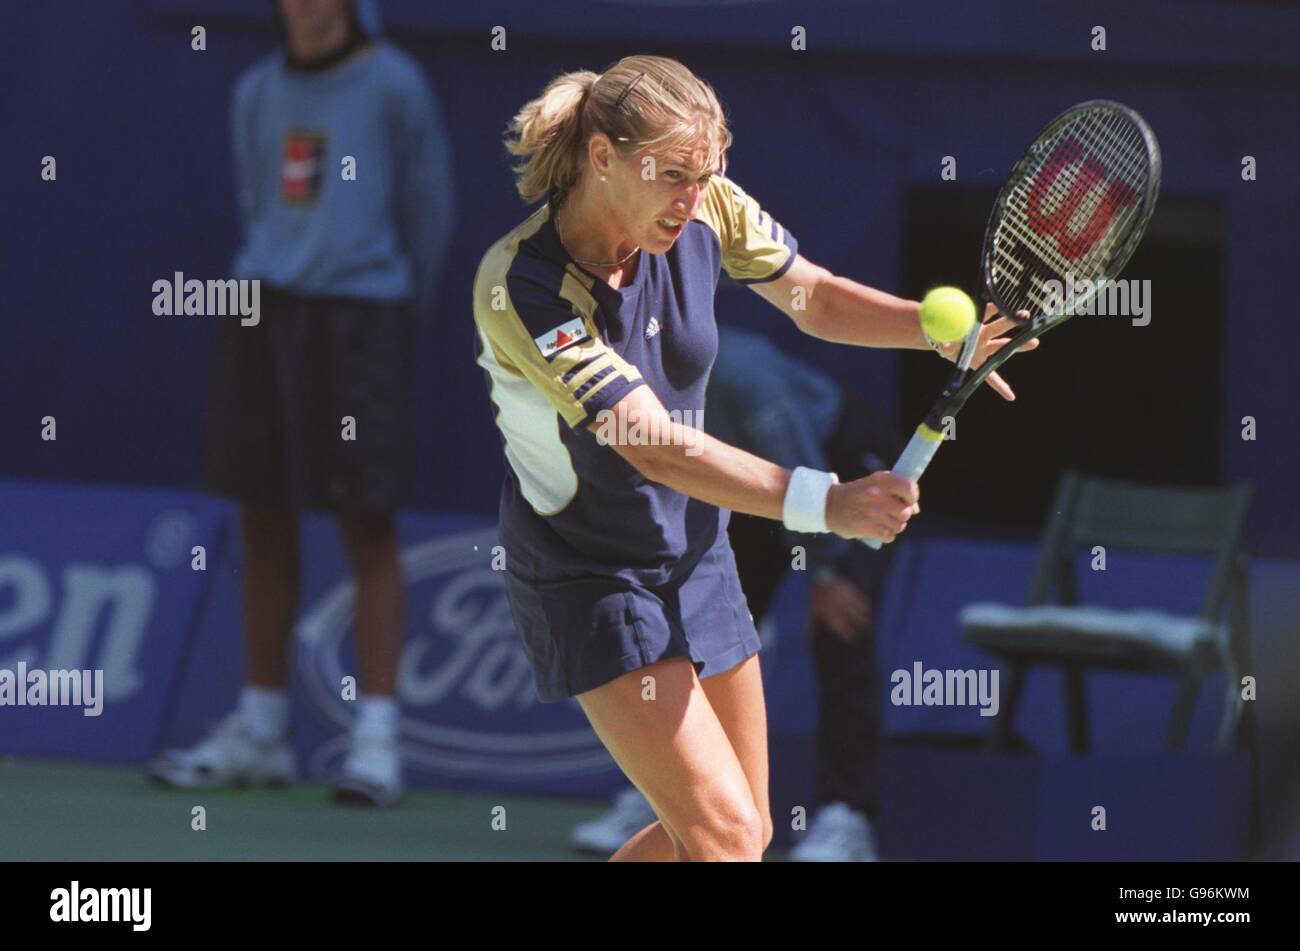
[150,292,413,804]
[236,502,301,746]
[792,544,887,861]
[332,510,406,806]
[148,296,301,790]
[320,298,414,807]
[790,390,899,861]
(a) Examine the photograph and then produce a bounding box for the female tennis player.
[472,55,1033,861]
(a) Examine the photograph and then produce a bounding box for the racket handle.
[861,424,944,549]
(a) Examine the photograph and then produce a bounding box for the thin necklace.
[554,207,639,269]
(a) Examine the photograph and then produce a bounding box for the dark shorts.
[202,286,414,513]
[503,534,761,702]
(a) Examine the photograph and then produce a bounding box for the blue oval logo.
[295,527,616,780]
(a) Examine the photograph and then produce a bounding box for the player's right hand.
[825,471,920,542]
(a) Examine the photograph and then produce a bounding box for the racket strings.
[991,107,1155,317]
[1002,127,1146,274]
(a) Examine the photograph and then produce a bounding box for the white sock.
[355,695,398,740]
[238,686,288,744]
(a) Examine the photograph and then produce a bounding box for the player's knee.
[759,811,774,854]
[682,796,764,861]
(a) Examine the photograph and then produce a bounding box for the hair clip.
[613,71,647,110]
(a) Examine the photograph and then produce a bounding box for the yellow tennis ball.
[920,286,977,343]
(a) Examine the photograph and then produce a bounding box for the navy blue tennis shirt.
[473,176,797,587]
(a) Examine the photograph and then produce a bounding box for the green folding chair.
[960,471,1254,755]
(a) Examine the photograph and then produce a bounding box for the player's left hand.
[933,302,1039,401]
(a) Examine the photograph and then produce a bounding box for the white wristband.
[782,467,838,533]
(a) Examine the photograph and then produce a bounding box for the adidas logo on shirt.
[645,317,661,340]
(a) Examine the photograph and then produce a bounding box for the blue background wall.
[3,0,1298,556]
[1,0,1297,861]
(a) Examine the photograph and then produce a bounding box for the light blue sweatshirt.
[230,37,454,313]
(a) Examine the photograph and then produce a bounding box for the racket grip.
[861,424,944,549]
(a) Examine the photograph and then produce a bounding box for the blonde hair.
[504,54,732,204]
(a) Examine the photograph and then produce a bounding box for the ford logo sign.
[295,527,616,779]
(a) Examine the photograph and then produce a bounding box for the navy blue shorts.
[202,286,414,513]
[504,535,762,702]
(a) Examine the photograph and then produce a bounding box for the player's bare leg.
[578,657,764,862]
[697,655,773,851]
[608,818,683,861]
[601,657,771,861]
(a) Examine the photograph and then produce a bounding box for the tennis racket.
[865,99,1161,548]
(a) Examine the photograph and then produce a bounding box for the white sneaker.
[148,712,297,789]
[332,732,403,808]
[570,787,658,856]
[789,802,880,862]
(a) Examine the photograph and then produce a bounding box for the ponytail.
[504,70,598,204]
[504,56,732,205]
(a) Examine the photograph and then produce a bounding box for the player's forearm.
[807,274,928,350]
[622,427,789,522]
